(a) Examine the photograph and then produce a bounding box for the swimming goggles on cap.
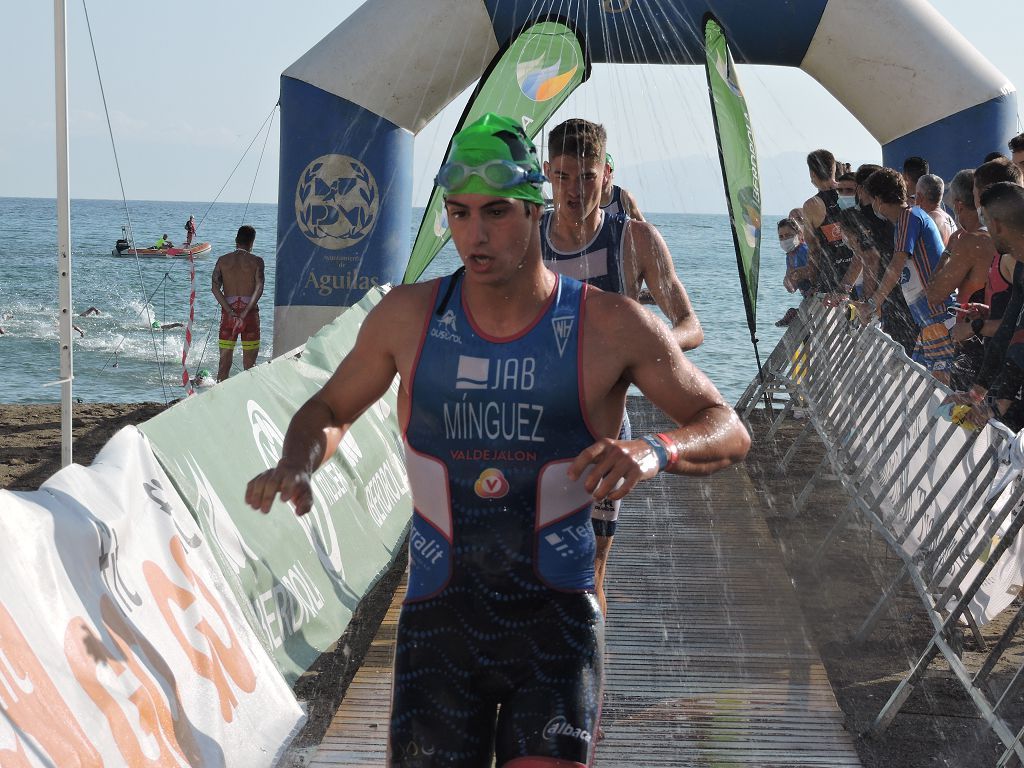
[435,159,546,191]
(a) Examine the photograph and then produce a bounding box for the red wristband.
[654,432,680,467]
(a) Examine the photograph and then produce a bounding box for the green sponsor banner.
[403,20,587,284]
[141,289,411,683]
[705,17,762,333]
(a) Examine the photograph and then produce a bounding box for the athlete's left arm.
[627,220,704,351]
[621,188,646,222]
[569,298,750,501]
[243,257,265,319]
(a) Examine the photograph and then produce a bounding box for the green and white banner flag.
[705,16,762,334]
[404,20,587,284]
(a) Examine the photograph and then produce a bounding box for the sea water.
[0,197,797,404]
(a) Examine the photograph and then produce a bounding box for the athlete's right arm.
[621,188,645,222]
[925,235,970,304]
[245,290,411,515]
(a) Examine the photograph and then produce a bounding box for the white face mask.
[837,194,857,210]
[780,236,800,252]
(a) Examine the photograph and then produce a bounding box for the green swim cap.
[441,113,545,205]
[606,152,614,171]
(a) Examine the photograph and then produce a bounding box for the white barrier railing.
[737,297,1024,765]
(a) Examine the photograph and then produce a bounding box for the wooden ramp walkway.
[308,401,861,767]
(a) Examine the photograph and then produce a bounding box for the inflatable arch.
[274,0,1017,354]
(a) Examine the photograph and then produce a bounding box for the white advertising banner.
[0,427,303,767]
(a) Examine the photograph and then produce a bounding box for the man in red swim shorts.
[212,225,265,381]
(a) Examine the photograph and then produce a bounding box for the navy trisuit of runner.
[392,269,604,766]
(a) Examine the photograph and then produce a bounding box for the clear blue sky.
[3,0,1021,214]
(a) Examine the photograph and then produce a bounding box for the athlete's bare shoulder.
[623,218,670,260]
[945,227,991,260]
[582,288,654,348]
[960,227,993,251]
[802,194,825,224]
[352,281,439,371]
[621,187,645,221]
[624,217,656,241]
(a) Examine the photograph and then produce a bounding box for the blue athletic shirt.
[541,209,627,294]
[786,242,813,295]
[403,271,599,602]
[893,206,955,327]
[601,185,624,217]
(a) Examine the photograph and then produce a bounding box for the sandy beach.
[0,402,169,490]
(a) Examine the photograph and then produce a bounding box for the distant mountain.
[614,150,858,215]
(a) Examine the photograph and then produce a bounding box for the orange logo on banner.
[143,536,256,723]
[0,602,102,767]
[65,595,202,767]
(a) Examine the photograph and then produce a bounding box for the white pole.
[54,0,74,467]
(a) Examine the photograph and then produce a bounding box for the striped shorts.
[912,321,955,372]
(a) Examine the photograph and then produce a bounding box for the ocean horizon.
[0,196,795,405]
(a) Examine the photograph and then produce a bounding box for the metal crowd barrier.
[736,297,1024,766]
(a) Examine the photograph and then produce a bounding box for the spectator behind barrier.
[953,159,1024,429]
[927,169,997,390]
[778,218,813,298]
[1008,132,1024,176]
[954,182,1024,430]
[802,149,856,294]
[902,156,930,203]
[916,174,956,246]
[822,172,867,306]
[852,163,918,355]
[857,167,956,384]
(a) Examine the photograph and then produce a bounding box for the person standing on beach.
[245,113,750,767]
[212,225,264,382]
[540,117,703,615]
[185,214,197,247]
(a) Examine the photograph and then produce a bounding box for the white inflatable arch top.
[273,0,1016,353]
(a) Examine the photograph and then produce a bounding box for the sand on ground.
[0,402,168,490]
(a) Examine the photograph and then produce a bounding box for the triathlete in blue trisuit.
[541,118,703,615]
[245,113,750,768]
[600,152,644,221]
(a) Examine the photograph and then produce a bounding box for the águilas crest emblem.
[295,154,379,250]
